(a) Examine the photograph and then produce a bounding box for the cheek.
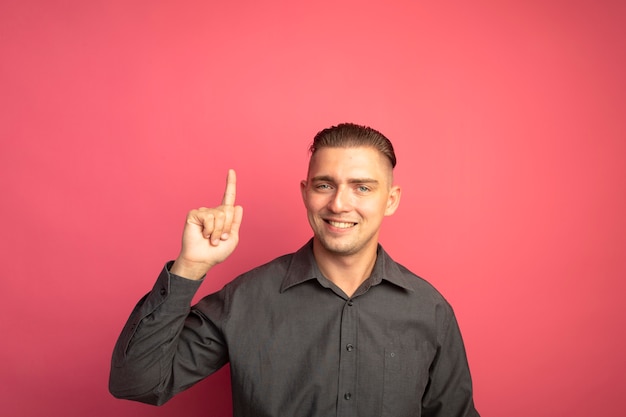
[303,194,324,211]
[362,200,389,218]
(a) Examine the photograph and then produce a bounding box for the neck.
[312,239,378,297]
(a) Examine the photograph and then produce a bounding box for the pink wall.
[2,1,625,416]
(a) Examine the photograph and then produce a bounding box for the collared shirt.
[110,240,479,417]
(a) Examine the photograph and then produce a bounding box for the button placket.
[337,298,358,415]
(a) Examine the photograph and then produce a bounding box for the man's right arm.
[109,263,214,405]
[109,169,243,405]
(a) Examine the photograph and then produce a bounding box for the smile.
[326,220,357,229]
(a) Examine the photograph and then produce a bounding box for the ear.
[300,180,308,202]
[384,185,401,216]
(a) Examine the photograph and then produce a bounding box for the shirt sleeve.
[421,306,480,417]
[108,262,230,406]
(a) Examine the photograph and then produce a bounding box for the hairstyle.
[309,123,397,168]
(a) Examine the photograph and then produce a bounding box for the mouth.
[325,220,357,229]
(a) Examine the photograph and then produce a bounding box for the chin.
[317,237,360,256]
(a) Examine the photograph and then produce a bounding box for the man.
[109,123,480,417]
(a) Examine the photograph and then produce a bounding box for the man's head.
[301,123,401,259]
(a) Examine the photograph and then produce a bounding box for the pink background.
[2,1,625,416]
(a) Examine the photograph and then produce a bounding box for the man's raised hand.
[170,169,244,280]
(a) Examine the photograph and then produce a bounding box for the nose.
[327,185,351,213]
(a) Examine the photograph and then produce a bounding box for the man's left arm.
[422,308,480,417]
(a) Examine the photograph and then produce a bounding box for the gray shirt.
[109,240,479,417]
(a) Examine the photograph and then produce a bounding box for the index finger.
[221,169,237,206]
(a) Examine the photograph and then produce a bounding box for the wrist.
[170,258,213,281]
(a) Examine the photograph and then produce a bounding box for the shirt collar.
[280,239,414,293]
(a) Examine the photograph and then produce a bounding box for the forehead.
[307,146,392,180]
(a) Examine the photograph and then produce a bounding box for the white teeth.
[328,221,355,229]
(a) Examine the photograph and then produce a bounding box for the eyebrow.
[310,175,379,184]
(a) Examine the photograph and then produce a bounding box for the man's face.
[300,146,401,258]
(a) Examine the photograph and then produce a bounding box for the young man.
[109,123,480,417]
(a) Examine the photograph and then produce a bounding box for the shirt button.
[346,344,354,352]
[344,392,352,400]
[160,288,167,296]
[347,300,354,306]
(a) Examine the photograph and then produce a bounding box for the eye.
[315,183,332,191]
[357,185,371,193]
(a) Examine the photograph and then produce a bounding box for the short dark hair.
[309,123,397,168]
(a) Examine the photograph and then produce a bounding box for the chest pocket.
[381,344,434,417]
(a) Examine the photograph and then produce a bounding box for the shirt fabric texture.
[109,240,479,417]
